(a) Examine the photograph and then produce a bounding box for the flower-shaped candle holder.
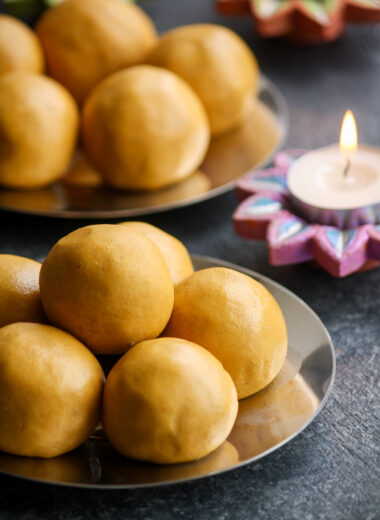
[233,149,380,277]
[216,0,380,43]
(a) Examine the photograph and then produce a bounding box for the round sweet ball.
[39,225,174,354]
[36,0,157,104]
[163,267,288,399]
[0,254,45,328]
[0,73,78,189]
[82,65,210,191]
[148,24,259,136]
[118,222,193,284]
[0,323,104,458]
[102,337,238,464]
[0,15,44,76]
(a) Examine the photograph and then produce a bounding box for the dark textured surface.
[0,1,380,518]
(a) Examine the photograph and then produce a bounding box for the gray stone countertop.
[0,1,379,518]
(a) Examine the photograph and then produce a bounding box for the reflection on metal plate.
[0,77,288,219]
[0,255,335,488]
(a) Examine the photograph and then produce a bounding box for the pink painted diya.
[233,148,380,277]
[216,0,380,43]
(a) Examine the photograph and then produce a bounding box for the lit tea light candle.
[287,111,380,228]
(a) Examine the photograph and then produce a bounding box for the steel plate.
[0,76,288,218]
[0,255,335,488]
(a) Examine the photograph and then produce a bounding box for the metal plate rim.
[0,255,335,490]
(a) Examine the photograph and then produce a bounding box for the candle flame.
[340,110,357,155]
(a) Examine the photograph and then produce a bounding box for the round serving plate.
[0,76,288,219]
[0,255,335,489]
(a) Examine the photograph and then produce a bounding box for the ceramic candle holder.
[233,149,380,277]
[216,0,380,44]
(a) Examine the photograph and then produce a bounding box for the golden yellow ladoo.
[36,0,157,104]
[118,222,194,284]
[0,15,44,75]
[164,267,288,399]
[39,224,174,354]
[0,323,104,458]
[102,337,238,464]
[149,24,259,136]
[0,72,78,189]
[82,65,210,191]
[0,254,45,328]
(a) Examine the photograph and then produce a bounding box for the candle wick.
[343,158,351,179]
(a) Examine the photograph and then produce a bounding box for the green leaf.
[43,0,137,4]
[3,0,43,17]
[2,0,139,16]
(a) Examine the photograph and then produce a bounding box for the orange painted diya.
[216,0,380,43]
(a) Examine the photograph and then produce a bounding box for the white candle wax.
[287,145,380,210]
